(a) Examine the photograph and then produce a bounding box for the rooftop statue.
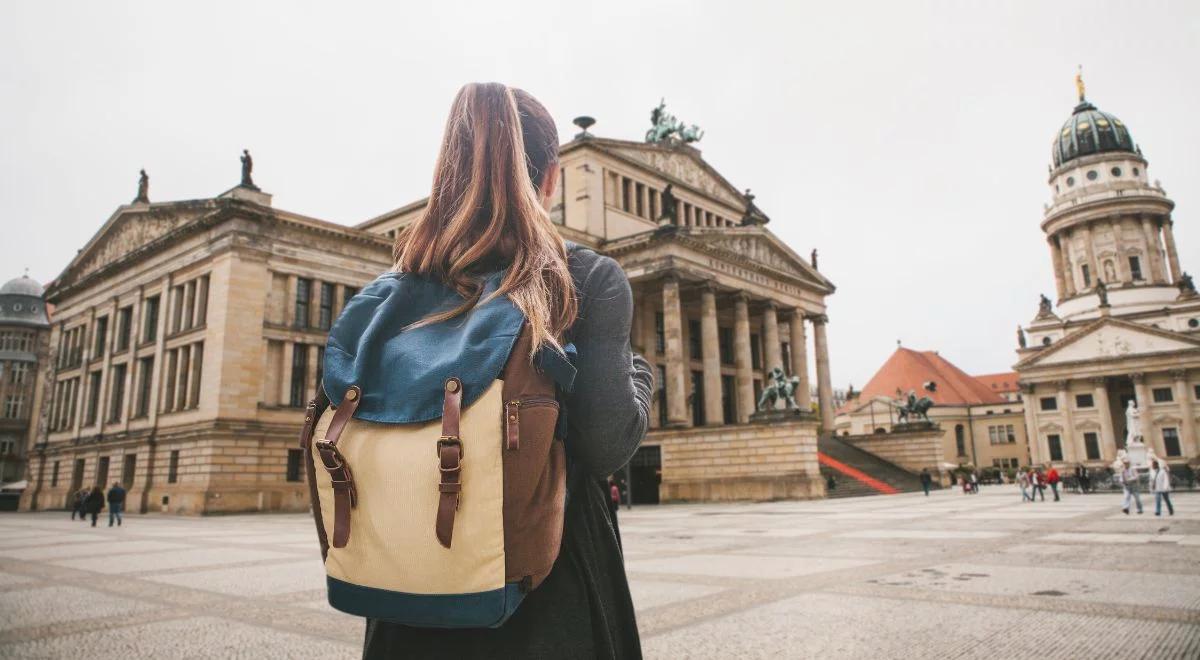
[240,149,259,190]
[645,99,704,144]
[1179,272,1197,298]
[133,169,149,204]
[1038,294,1053,317]
[891,389,934,424]
[1017,325,1027,349]
[1096,279,1109,306]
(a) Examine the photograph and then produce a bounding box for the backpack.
[298,270,575,629]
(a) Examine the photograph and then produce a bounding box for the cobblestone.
[0,486,1196,658]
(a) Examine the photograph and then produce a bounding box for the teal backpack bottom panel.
[327,576,525,629]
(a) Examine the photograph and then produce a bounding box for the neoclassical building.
[363,126,836,501]
[22,120,836,511]
[1016,78,1200,469]
[0,275,51,488]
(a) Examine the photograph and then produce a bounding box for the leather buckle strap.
[318,386,362,549]
[435,377,464,549]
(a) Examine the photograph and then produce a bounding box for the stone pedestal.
[749,408,816,424]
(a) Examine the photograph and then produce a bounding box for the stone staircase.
[818,434,929,499]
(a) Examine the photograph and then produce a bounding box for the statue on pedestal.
[892,390,934,425]
[658,184,678,225]
[756,367,801,411]
[1037,294,1053,317]
[1124,400,1149,468]
[1096,279,1109,306]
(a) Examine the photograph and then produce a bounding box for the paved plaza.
[1,487,1198,659]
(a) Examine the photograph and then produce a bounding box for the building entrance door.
[627,445,661,505]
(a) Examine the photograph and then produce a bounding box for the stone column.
[811,314,834,432]
[1131,372,1158,453]
[733,294,754,424]
[1021,383,1043,465]
[1092,377,1117,461]
[661,277,689,427]
[1173,369,1197,458]
[699,285,723,426]
[279,342,294,406]
[1111,219,1131,284]
[1057,381,1076,464]
[1140,217,1165,284]
[1049,239,1066,300]
[305,344,320,403]
[762,302,782,376]
[1163,217,1183,284]
[788,310,811,412]
[639,294,659,428]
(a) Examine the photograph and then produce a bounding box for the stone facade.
[842,424,949,485]
[0,276,51,487]
[22,130,835,511]
[1016,85,1200,470]
[22,187,391,513]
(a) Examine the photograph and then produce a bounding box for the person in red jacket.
[1046,466,1061,501]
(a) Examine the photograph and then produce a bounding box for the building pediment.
[592,140,748,210]
[1076,419,1101,431]
[1038,422,1064,433]
[50,200,223,297]
[1016,317,1200,370]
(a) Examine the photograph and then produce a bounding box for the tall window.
[718,328,733,365]
[168,450,180,483]
[654,313,664,354]
[135,357,154,418]
[688,320,702,360]
[3,395,23,419]
[286,449,303,482]
[295,278,313,328]
[1081,264,1091,288]
[721,374,736,423]
[92,316,108,358]
[108,363,127,423]
[1048,434,1064,461]
[50,461,59,487]
[1083,432,1100,460]
[318,283,335,330]
[96,456,110,486]
[954,424,965,456]
[115,306,133,352]
[690,370,705,426]
[1162,428,1181,457]
[122,453,137,486]
[85,371,102,426]
[1129,256,1143,280]
[656,365,667,427]
[290,344,308,407]
[10,362,28,385]
[142,295,160,343]
[750,334,761,370]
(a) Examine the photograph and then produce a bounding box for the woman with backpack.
[352,83,653,659]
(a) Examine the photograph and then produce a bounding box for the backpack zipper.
[505,397,559,451]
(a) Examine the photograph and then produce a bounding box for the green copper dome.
[1052,100,1137,168]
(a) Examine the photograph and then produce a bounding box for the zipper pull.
[506,400,520,451]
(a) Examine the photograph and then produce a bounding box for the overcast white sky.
[2,1,1197,387]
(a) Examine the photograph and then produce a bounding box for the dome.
[0,275,45,298]
[1051,100,1137,168]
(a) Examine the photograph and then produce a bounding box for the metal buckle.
[436,436,463,458]
[315,440,344,471]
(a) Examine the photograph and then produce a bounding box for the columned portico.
[1173,369,1197,457]
[1057,380,1077,462]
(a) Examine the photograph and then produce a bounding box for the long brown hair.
[393,83,576,355]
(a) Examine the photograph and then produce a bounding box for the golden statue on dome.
[1075,65,1086,102]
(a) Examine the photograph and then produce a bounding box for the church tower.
[1014,73,1200,470]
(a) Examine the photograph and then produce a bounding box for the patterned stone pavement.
[1,487,1198,659]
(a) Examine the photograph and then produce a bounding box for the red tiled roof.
[856,348,1006,407]
[974,372,1019,394]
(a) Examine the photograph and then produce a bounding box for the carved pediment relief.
[58,204,210,290]
[1076,419,1101,431]
[685,231,830,292]
[610,145,744,208]
[1038,422,1064,433]
[1021,318,1200,368]
[1151,415,1182,425]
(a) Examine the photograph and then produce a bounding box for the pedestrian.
[969,471,979,494]
[84,485,105,527]
[106,481,127,527]
[70,488,86,520]
[1120,458,1144,515]
[1018,470,1032,502]
[360,83,651,658]
[920,468,932,496]
[1046,465,1061,501]
[1150,460,1174,517]
[1032,469,1046,501]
